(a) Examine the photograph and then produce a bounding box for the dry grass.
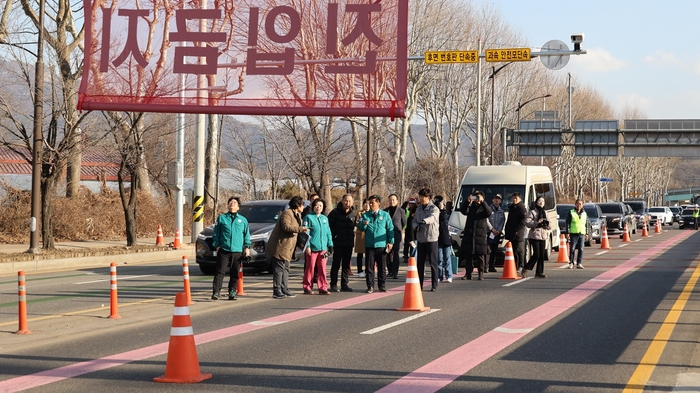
[0,183,187,244]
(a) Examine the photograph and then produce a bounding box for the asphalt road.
[1,226,699,393]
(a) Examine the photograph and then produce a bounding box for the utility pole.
[191,0,207,243]
[28,0,46,254]
[476,39,482,166]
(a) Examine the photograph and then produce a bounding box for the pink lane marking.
[0,287,401,392]
[376,231,693,393]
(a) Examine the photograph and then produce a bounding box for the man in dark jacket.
[458,190,492,280]
[327,194,357,292]
[385,194,406,279]
[504,192,528,275]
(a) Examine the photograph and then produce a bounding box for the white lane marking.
[74,275,158,284]
[361,309,440,334]
[618,244,629,248]
[595,251,609,256]
[494,327,534,334]
[635,239,643,242]
[502,277,532,286]
[559,264,570,269]
[248,321,287,326]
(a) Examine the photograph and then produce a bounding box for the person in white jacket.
[412,188,440,291]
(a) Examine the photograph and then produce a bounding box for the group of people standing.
[457,191,554,280]
[210,189,573,301]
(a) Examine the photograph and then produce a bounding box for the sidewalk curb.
[0,249,195,276]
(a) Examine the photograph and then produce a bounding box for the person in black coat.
[434,196,453,282]
[327,194,357,292]
[504,192,528,275]
[458,190,492,280]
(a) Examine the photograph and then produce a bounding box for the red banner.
[79,0,408,118]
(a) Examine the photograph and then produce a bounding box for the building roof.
[0,146,126,182]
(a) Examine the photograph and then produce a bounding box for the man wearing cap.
[486,194,506,273]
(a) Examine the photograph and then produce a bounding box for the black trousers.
[330,246,353,288]
[510,239,525,269]
[525,239,546,275]
[387,231,402,276]
[365,247,387,290]
[213,250,242,294]
[417,241,438,289]
[464,253,485,277]
[487,241,499,270]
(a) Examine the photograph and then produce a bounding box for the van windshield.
[455,185,526,211]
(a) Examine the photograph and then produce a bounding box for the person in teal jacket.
[211,196,251,301]
[302,198,333,295]
[357,195,394,293]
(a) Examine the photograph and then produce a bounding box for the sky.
[488,0,700,119]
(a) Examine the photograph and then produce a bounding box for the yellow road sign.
[485,48,531,62]
[425,51,479,64]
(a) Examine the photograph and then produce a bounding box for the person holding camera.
[522,196,551,278]
[486,194,506,273]
[211,196,251,301]
[458,190,493,280]
[302,198,333,295]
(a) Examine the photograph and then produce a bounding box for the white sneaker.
[568,263,574,269]
[447,277,452,283]
[358,272,365,278]
[577,264,584,269]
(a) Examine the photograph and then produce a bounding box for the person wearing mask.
[458,190,492,280]
[486,194,506,273]
[385,194,406,279]
[211,196,251,300]
[566,199,588,269]
[354,199,369,277]
[267,196,309,299]
[412,188,440,291]
[523,196,551,278]
[302,198,333,295]
[327,194,357,292]
[434,195,453,283]
[504,192,528,276]
[357,195,394,293]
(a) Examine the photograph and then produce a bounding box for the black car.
[597,202,637,235]
[195,200,301,274]
[679,208,698,230]
[623,200,649,229]
[556,204,592,247]
[670,206,682,223]
[583,203,607,244]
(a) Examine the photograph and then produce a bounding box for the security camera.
[571,33,584,51]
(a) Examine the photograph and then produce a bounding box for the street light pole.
[488,62,513,166]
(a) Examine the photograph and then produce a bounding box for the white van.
[448,161,560,261]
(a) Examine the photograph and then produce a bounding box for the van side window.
[534,182,556,210]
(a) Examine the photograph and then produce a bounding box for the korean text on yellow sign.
[425,51,479,64]
[484,48,531,62]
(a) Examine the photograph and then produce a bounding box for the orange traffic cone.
[397,257,430,312]
[655,219,662,233]
[499,242,519,280]
[621,223,631,242]
[154,292,212,384]
[173,229,181,250]
[156,224,165,246]
[236,264,246,296]
[641,222,649,237]
[556,234,570,263]
[600,227,612,249]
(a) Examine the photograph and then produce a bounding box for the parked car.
[679,208,698,230]
[556,204,592,247]
[597,202,637,235]
[623,200,649,229]
[583,203,607,244]
[195,200,301,274]
[670,206,682,223]
[647,206,674,226]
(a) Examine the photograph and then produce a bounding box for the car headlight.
[612,217,620,222]
[448,225,460,236]
[251,240,265,254]
[250,231,270,241]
